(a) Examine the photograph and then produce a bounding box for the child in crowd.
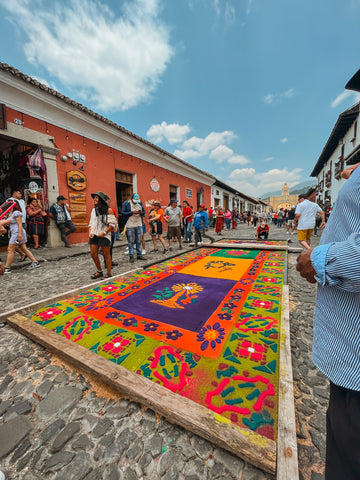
[148,208,157,235]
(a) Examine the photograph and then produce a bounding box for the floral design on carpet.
[28,247,286,441]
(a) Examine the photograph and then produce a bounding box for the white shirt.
[88,209,117,240]
[295,199,322,230]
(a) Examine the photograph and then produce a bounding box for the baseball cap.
[170,199,177,204]
[199,203,205,208]
[57,195,67,201]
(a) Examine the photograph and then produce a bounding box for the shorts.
[151,221,163,236]
[297,229,313,242]
[142,223,146,234]
[88,235,111,247]
[287,220,294,228]
[167,225,181,240]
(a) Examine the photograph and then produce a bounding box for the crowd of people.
[0,188,332,278]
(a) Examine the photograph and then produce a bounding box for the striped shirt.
[311,165,360,390]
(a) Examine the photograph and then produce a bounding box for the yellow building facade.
[268,184,298,211]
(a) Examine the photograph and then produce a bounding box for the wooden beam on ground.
[7,313,277,475]
[211,241,289,251]
[208,241,302,254]
[277,285,299,480]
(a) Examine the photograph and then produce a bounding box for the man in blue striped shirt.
[296,161,360,480]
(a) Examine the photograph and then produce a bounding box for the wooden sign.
[68,191,88,232]
[66,170,86,191]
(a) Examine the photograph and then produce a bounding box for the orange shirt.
[156,208,164,222]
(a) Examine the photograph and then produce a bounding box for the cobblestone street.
[0,223,326,480]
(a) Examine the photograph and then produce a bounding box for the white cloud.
[209,145,233,162]
[227,155,250,165]
[209,145,250,165]
[264,156,274,162]
[331,89,360,108]
[280,137,288,144]
[263,88,295,105]
[0,0,173,111]
[147,122,191,144]
[174,130,237,159]
[228,167,303,196]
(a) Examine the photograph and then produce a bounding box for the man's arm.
[297,233,360,292]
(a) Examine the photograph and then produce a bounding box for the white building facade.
[311,103,360,206]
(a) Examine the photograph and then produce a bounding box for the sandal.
[103,273,112,279]
[91,271,103,279]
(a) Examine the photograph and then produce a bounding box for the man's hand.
[296,249,317,284]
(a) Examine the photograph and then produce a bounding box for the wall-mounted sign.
[150,177,160,192]
[68,192,88,232]
[66,170,87,191]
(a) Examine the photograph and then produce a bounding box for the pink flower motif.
[252,299,273,309]
[102,285,117,292]
[103,336,130,354]
[39,308,62,320]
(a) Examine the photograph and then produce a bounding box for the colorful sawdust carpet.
[28,247,286,441]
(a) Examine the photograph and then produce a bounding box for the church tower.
[282,183,289,197]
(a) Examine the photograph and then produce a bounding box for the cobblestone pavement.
[0,223,326,480]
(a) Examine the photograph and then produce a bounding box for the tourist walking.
[122,193,146,263]
[1,201,40,274]
[231,209,237,229]
[224,209,232,230]
[215,207,224,234]
[193,204,209,246]
[286,206,296,235]
[149,201,167,253]
[88,191,117,279]
[295,194,325,249]
[164,199,182,251]
[182,200,193,243]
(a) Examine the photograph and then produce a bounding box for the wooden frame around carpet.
[3,244,298,478]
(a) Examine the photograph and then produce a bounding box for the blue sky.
[1,0,360,196]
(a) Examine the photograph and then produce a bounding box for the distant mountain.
[259,179,316,199]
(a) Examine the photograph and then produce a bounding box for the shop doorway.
[115,170,133,231]
[0,137,47,249]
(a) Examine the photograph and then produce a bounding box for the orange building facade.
[0,64,213,247]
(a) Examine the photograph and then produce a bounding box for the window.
[186,188,192,199]
[169,184,178,201]
[0,104,6,130]
[351,121,357,143]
